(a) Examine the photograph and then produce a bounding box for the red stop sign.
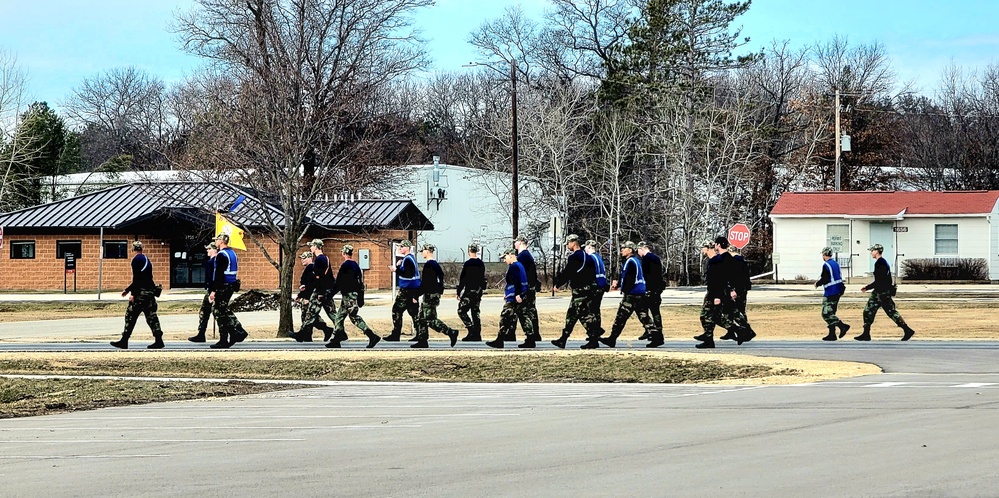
[728,223,751,249]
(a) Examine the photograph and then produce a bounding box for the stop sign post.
[728,223,751,249]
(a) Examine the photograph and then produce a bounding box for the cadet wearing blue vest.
[189,242,218,343]
[815,247,851,341]
[487,248,536,348]
[602,241,661,348]
[111,240,164,349]
[384,240,421,341]
[584,239,609,340]
[208,233,249,348]
[514,235,542,344]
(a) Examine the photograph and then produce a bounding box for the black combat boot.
[364,331,381,349]
[580,337,600,349]
[110,334,129,349]
[854,325,872,341]
[210,331,231,349]
[737,326,756,345]
[822,324,838,341]
[485,336,504,349]
[517,337,536,348]
[695,338,715,349]
[324,338,341,348]
[445,328,459,347]
[693,332,712,342]
[599,332,619,348]
[147,334,165,349]
[501,330,517,342]
[291,326,314,342]
[383,329,402,341]
[188,332,206,343]
[228,327,248,346]
[461,326,482,342]
[646,333,664,348]
[638,331,651,341]
[719,330,738,341]
[901,324,916,341]
[837,321,851,338]
[321,323,335,343]
[551,332,570,349]
[410,336,429,348]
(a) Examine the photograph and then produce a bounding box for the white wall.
[773,215,993,280]
[383,164,553,262]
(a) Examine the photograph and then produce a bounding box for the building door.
[869,222,895,273]
[171,236,208,288]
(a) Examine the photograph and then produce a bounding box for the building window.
[56,240,82,259]
[10,241,35,259]
[934,224,958,255]
[103,241,128,259]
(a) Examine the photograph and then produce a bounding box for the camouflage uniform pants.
[333,291,370,334]
[562,286,600,339]
[700,294,745,338]
[391,289,420,335]
[123,289,163,339]
[523,290,540,337]
[417,293,452,339]
[735,292,748,317]
[610,293,654,338]
[646,291,663,335]
[197,291,213,336]
[821,294,843,326]
[499,300,534,339]
[457,289,483,331]
[212,284,245,336]
[590,288,606,335]
[300,288,334,334]
[863,290,907,327]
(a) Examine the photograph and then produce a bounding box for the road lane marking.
[0,455,169,460]
[0,425,422,431]
[6,438,306,443]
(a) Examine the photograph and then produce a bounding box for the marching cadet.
[719,244,756,343]
[385,240,421,341]
[551,234,601,349]
[855,244,916,341]
[636,242,665,341]
[457,243,486,342]
[293,239,340,343]
[729,246,752,317]
[412,243,459,349]
[327,244,380,349]
[111,240,164,349]
[584,239,609,339]
[815,247,850,341]
[487,248,535,348]
[188,241,218,343]
[514,235,542,343]
[693,237,748,349]
[290,251,335,342]
[209,233,249,348]
[601,241,661,348]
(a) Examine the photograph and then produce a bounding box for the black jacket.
[125,253,155,294]
[298,263,317,300]
[863,257,893,292]
[641,252,665,294]
[313,253,336,291]
[420,260,445,295]
[733,254,752,293]
[335,260,363,295]
[457,258,486,296]
[518,249,541,292]
[555,249,596,289]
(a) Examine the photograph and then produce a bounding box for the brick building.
[0,182,432,292]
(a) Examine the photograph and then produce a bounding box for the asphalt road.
[1,340,999,496]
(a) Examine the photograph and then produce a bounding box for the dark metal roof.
[309,200,434,231]
[0,182,431,232]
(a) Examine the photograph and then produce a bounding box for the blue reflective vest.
[590,253,607,288]
[505,261,529,302]
[622,255,647,295]
[822,259,846,297]
[220,248,238,283]
[397,253,422,290]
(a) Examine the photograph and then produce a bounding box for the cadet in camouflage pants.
[863,290,907,328]
[391,289,420,336]
[123,289,163,342]
[822,294,843,325]
[562,286,601,340]
[609,294,654,339]
[457,289,482,335]
[334,291,370,334]
[699,295,745,338]
[417,293,452,338]
[498,300,534,340]
[300,289,336,340]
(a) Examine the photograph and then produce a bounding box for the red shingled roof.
[770,191,999,216]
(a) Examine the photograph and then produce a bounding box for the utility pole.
[511,59,519,239]
[835,89,841,191]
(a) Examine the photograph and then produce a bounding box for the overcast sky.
[1,0,997,107]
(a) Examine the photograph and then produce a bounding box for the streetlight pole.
[510,59,519,239]
[464,60,519,239]
[835,89,841,191]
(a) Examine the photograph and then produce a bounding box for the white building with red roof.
[769,191,999,281]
